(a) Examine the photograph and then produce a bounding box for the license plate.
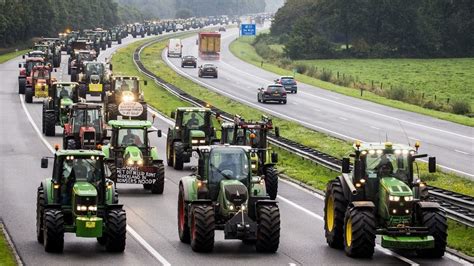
[89,84,103,92]
[85,221,96,228]
[273,93,279,96]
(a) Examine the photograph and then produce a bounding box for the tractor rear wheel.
[25,86,33,103]
[173,142,185,170]
[105,209,127,252]
[107,162,117,182]
[107,103,118,121]
[43,209,64,253]
[256,204,280,253]
[178,185,190,243]
[343,207,376,258]
[151,163,165,194]
[264,166,278,200]
[42,104,47,133]
[66,139,76,149]
[324,179,348,249]
[118,39,122,44]
[78,85,87,99]
[416,209,447,258]
[19,78,26,94]
[190,205,215,252]
[36,186,45,244]
[139,103,148,120]
[166,140,174,167]
[70,69,77,82]
[44,112,56,137]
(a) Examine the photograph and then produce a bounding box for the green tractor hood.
[380,177,413,197]
[60,97,74,107]
[219,180,249,216]
[379,177,414,226]
[73,181,98,197]
[124,145,143,163]
[190,130,205,138]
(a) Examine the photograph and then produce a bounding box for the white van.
[167,38,182,58]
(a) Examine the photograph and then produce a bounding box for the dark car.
[218,27,226,32]
[257,84,287,104]
[181,55,197,68]
[276,76,298,93]
[198,64,218,78]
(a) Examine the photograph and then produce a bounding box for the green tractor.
[324,141,447,258]
[77,61,111,101]
[177,145,280,252]
[166,107,218,170]
[220,115,279,200]
[37,149,126,253]
[104,76,148,121]
[102,120,165,194]
[42,82,80,136]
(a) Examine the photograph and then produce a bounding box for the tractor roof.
[72,103,102,109]
[221,122,235,128]
[56,149,104,157]
[176,107,210,112]
[355,142,415,152]
[196,144,253,153]
[108,120,153,129]
[112,76,140,81]
[53,81,79,86]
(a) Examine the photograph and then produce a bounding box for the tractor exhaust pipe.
[342,173,358,195]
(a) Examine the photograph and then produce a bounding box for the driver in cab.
[121,129,143,146]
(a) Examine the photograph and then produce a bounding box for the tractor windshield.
[62,157,103,183]
[118,128,145,147]
[78,53,94,62]
[115,79,139,93]
[209,148,250,184]
[86,63,104,75]
[26,61,43,73]
[235,128,261,147]
[34,45,49,53]
[363,151,410,182]
[72,109,101,133]
[33,69,50,79]
[181,111,210,129]
[56,84,75,99]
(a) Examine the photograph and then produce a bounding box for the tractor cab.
[42,82,79,136]
[63,103,105,150]
[25,65,56,103]
[77,61,110,99]
[105,76,148,121]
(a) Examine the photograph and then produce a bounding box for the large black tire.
[264,166,278,200]
[42,104,47,133]
[173,142,185,170]
[66,139,76,149]
[105,209,127,252]
[36,186,45,244]
[44,112,56,137]
[43,209,64,253]
[118,39,122,44]
[151,163,165,194]
[107,103,118,121]
[107,162,117,182]
[70,69,77,82]
[255,204,280,253]
[25,86,33,103]
[101,43,107,51]
[139,104,148,120]
[177,184,190,243]
[343,207,376,258]
[166,138,174,167]
[190,205,215,252]
[324,179,348,249]
[19,78,26,94]
[78,85,87,99]
[416,209,447,258]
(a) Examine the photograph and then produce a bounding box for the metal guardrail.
[132,37,474,228]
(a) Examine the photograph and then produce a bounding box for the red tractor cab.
[63,103,107,150]
[25,65,56,103]
[18,57,45,94]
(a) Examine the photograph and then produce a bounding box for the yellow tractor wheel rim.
[326,195,335,232]
[346,217,352,247]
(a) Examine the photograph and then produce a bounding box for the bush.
[423,100,443,111]
[451,99,471,115]
[294,63,307,74]
[319,69,333,82]
[387,87,407,101]
[277,58,292,69]
[306,65,318,78]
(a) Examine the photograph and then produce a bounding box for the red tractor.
[63,103,107,150]
[25,65,56,103]
[18,57,45,94]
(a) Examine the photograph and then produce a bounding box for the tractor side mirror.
[271,152,278,163]
[274,127,280,138]
[341,158,350,174]
[41,157,49,168]
[144,80,148,86]
[22,55,25,59]
[18,63,22,68]
[54,68,57,72]
[170,111,176,119]
[428,157,436,173]
[157,130,162,138]
[109,64,113,71]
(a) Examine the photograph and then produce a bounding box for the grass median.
[0,226,16,266]
[0,49,29,64]
[230,37,474,127]
[112,34,474,257]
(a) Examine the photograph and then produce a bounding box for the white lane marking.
[371,126,380,130]
[444,252,472,265]
[338,117,348,121]
[127,226,171,266]
[328,95,340,100]
[454,149,470,155]
[312,108,321,112]
[408,136,420,141]
[277,195,418,265]
[288,263,297,266]
[19,94,171,265]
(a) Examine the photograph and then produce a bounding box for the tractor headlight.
[404,196,413,201]
[251,163,256,169]
[88,205,97,211]
[240,204,246,211]
[389,196,400,202]
[77,205,88,211]
[229,204,234,211]
[122,94,134,102]
[199,140,206,144]
[127,159,134,165]
[137,159,143,165]
[191,139,198,144]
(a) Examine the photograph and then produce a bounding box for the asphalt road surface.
[0,29,469,265]
[163,26,474,180]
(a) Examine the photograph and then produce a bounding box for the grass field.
[0,49,29,64]
[112,35,474,257]
[230,37,474,126]
[0,226,16,266]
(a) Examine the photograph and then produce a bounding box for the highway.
[162,26,474,179]
[0,30,468,265]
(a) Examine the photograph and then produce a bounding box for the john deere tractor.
[166,107,218,170]
[220,115,279,200]
[324,141,447,258]
[177,145,280,253]
[102,120,165,194]
[104,76,148,121]
[37,149,126,253]
[63,103,106,150]
[42,82,79,136]
[76,61,111,101]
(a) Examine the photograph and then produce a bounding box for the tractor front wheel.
[107,103,118,121]
[417,209,447,258]
[173,142,185,170]
[343,207,376,258]
[25,86,33,103]
[43,209,64,253]
[78,85,87,99]
[190,205,215,252]
[166,140,174,167]
[66,139,76,149]
[255,204,280,253]
[151,163,165,194]
[264,166,278,200]
[105,209,127,252]
[139,103,148,120]
[70,69,77,82]
[324,179,348,249]
[18,78,26,94]
[178,185,190,243]
[44,112,56,137]
[36,186,45,244]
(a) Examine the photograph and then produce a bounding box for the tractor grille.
[224,184,248,206]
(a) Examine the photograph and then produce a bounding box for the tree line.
[270,0,474,59]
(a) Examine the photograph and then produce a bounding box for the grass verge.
[112,34,474,257]
[0,225,16,266]
[447,220,474,257]
[0,49,29,64]
[230,37,474,127]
